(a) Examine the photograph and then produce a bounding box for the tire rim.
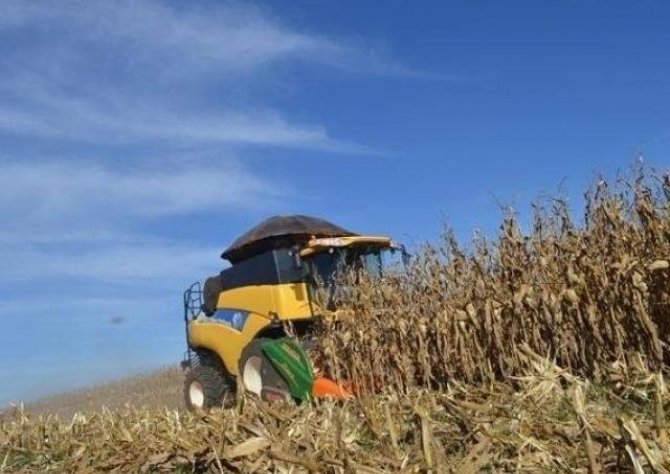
[189,380,205,408]
[242,355,263,396]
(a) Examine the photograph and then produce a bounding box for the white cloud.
[0,159,275,221]
[0,0,408,149]
[0,241,221,284]
[0,94,338,148]
[0,0,403,76]
[0,0,333,72]
[0,158,259,286]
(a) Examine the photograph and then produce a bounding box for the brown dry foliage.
[314,172,670,393]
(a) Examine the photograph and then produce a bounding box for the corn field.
[314,171,670,392]
[2,171,670,472]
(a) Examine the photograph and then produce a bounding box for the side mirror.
[391,243,411,267]
[401,245,411,267]
[291,247,303,269]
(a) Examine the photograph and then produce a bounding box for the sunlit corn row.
[314,171,670,392]
[2,363,668,473]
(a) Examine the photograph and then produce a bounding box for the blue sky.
[1,0,669,406]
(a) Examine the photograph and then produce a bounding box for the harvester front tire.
[184,351,236,411]
[238,338,291,402]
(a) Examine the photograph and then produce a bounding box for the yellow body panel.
[217,284,274,317]
[270,283,312,320]
[188,283,314,374]
[188,313,269,376]
[217,283,312,320]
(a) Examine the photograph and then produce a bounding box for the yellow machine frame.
[187,235,392,376]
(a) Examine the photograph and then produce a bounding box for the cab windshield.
[303,246,385,309]
[307,246,383,283]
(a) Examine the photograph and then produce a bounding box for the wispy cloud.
[0,157,277,286]
[0,0,335,72]
[0,159,275,220]
[0,241,221,284]
[0,0,411,77]
[0,0,413,149]
[0,102,351,151]
[0,71,346,149]
[0,158,259,289]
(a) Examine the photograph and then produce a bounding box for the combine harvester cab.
[181,215,403,410]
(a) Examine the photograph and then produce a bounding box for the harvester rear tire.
[238,338,291,402]
[184,351,236,411]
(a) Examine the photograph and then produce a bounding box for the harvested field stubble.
[11,368,183,420]
[2,171,670,472]
[1,364,668,472]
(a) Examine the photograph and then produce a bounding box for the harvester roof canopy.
[221,215,357,263]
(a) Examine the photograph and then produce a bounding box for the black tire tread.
[184,350,236,410]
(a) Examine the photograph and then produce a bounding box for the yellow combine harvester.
[182,215,403,409]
